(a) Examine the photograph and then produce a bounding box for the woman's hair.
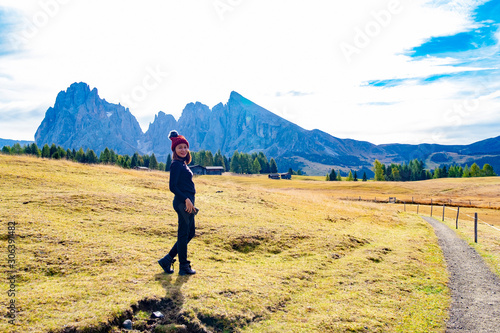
[173,151,192,165]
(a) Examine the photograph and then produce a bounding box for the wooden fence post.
[474,213,478,243]
[442,204,445,221]
[417,204,419,214]
[456,207,460,229]
[430,199,433,217]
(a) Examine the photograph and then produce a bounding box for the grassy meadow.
[3,154,498,332]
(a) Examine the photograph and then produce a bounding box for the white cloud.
[0,0,498,145]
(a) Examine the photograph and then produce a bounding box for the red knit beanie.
[169,130,189,151]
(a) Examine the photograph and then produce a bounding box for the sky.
[0,0,499,145]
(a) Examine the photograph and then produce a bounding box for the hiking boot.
[179,264,196,275]
[158,255,175,274]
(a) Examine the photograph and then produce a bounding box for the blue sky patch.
[0,7,23,56]
[365,79,407,88]
[409,0,500,57]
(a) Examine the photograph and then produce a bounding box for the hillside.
[0,154,453,332]
[0,138,34,148]
[33,82,500,176]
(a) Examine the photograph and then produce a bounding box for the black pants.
[167,197,195,265]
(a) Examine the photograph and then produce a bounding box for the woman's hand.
[185,198,194,214]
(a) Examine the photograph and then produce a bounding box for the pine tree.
[205,151,214,166]
[110,149,117,164]
[347,170,354,181]
[66,149,72,160]
[214,150,225,170]
[142,154,150,168]
[230,151,241,173]
[56,147,66,159]
[240,154,251,173]
[353,171,358,181]
[131,152,140,168]
[86,149,98,164]
[11,143,23,155]
[257,152,270,173]
[31,143,41,157]
[270,158,278,173]
[330,169,336,181]
[252,158,261,174]
[75,148,85,163]
[336,170,342,181]
[99,148,111,164]
[149,153,159,170]
[462,165,471,177]
[41,144,51,158]
[166,154,172,171]
[49,144,57,158]
[362,172,367,181]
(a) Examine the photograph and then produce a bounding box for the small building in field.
[268,173,292,180]
[189,165,224,175]
[206,166,224,175]
[134,166,150,171]
[189,165,206,175]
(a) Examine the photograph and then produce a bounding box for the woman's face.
[175,143,189,158]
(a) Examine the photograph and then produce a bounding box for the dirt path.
[421,216,500,332]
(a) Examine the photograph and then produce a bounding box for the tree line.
[372,159,496,181]
[1,143,279,174]
[325,168,368,181]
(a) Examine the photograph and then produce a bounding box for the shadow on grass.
[131,273,209,333]
[56,273,204,333]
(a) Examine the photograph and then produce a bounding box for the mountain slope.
[35,82,144,155]
[34,82,500,175]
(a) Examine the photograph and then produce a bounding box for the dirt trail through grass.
[422,216,500,332]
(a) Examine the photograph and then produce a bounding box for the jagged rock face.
[143,111,178,158]
[34,82,500,175]
[35,82,143,155]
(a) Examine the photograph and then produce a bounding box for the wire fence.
[340,195,500,244]
[341,195,500,210]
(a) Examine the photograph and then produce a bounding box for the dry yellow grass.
[283,175,500,210]
[0,155,455,332]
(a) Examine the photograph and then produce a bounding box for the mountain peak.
[229,91,249,103]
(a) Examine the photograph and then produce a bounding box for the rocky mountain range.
[34,82,500,175]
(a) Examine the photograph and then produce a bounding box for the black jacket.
[169,160,196,202]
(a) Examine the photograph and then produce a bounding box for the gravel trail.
[422,216,500,332]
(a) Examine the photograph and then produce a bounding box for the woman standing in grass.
[158,130,196,275]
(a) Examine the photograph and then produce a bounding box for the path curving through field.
[422,216,500,332]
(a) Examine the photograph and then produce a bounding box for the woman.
[158,130,196,275]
